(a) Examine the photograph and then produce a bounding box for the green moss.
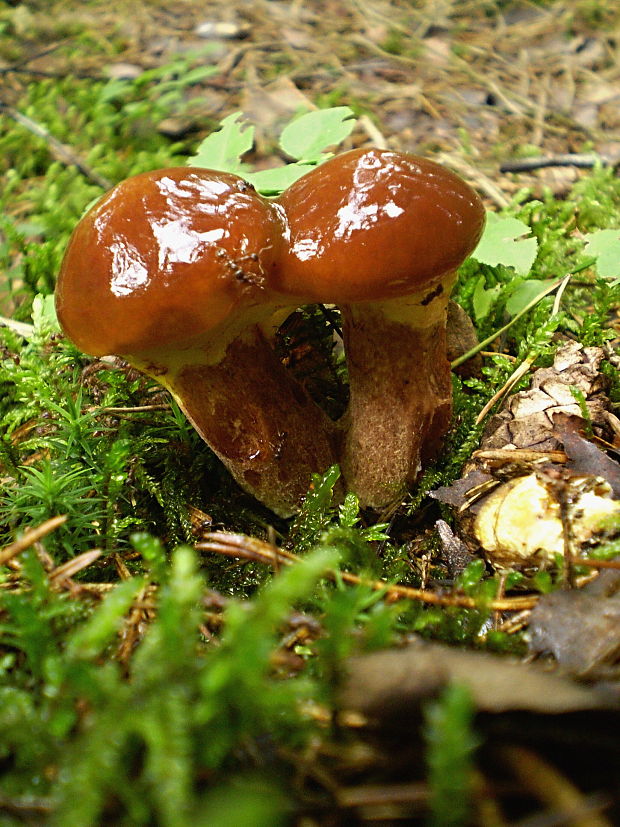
[1,34,619,820]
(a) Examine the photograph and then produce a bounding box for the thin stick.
[0,102,112,190]
[49,549,102,583]
[0,515,67,565]
[475,353,536,424]
[92,404,172,414]
[473,448,568,464]
[502,746,613,827]
[0,317,34,338]
[575,557,620,570]
[451,278,562,369]
[500,153,618,173]
[439,153,510,209]
[358,114,388,149]
[552,273,572,316]
[196,532,538,611]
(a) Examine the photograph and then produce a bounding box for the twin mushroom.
[56,149,485,517]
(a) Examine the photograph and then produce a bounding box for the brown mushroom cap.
[56,167,285,357]
[276,148,485,303]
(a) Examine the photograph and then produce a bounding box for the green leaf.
[187,112,254,174]
[505,279,552,316]
[288,465,342,553]
[338,493,361,529]
[424,683,478,827]
[279,107,355,163]
[32,293,61,337]
[472,275,501,321]
[182,65,218,85]
[471,212,538,275]
[244,163,316,196]
[583,228,620,283]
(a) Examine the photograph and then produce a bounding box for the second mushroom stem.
[339,296,453,509]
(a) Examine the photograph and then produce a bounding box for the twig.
[474,448,568,464]
[358,114,388,149]
[117,583,153,664]
[318,304,343,340]
[0,41,67,73]
[49,549,102,584]
[196,532,538,611]
[0,515,67,566]
[0,101,112,190]
[575,558,620,570]
[0,796,54,817]
[475,352,537,424]
[439,153,510,209]
[500,153,619,173]
[91,404,172,415]
[337,782,428,809]
[552,272,573,316]
[501,746,613,827]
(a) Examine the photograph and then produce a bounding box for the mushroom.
[55,167,337,517]
[276,148,485,508]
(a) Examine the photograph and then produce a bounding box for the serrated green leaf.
[244,163,316,196]
[338,493,360,529]
[32,294,61,337]
[505,279,551,316]
[471,212,538,275]
[279,107,355,163]
[583,228,620,283]
[187,112,254,174]
[472,275,501,321]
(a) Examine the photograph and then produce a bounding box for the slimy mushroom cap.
[56,167,284,358]
[276,148,485,303]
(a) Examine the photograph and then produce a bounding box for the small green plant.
[187,106,356,194]
[0,538,340,825]
[424,684,479,827]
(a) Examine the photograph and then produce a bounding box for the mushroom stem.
[340,283,453,509]
[137,326,339,518]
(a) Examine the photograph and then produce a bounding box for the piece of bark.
[342,640,620,720]
[554,415,620,497]
[435,519,476,577]
[446,300,482,378]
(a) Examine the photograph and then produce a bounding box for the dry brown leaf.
[342,640,620,718]
[482,342,610,452]
[529,568,620,680]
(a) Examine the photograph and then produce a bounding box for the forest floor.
[3,0,620,205]
[1,2,620,825]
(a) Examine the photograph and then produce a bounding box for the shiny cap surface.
[56,167,283,356]
[276,148,485,302]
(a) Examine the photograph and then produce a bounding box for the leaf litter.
[2,0,620,822]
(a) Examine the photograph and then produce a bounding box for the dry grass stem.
[0,515,68,565]
[197,532,539,611]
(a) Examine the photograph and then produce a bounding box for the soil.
[2,0,620,206]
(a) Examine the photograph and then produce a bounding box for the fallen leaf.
[342,641,619,717]
[554,415,620,497]
[430,469,493,509]
[529,568,620,680]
